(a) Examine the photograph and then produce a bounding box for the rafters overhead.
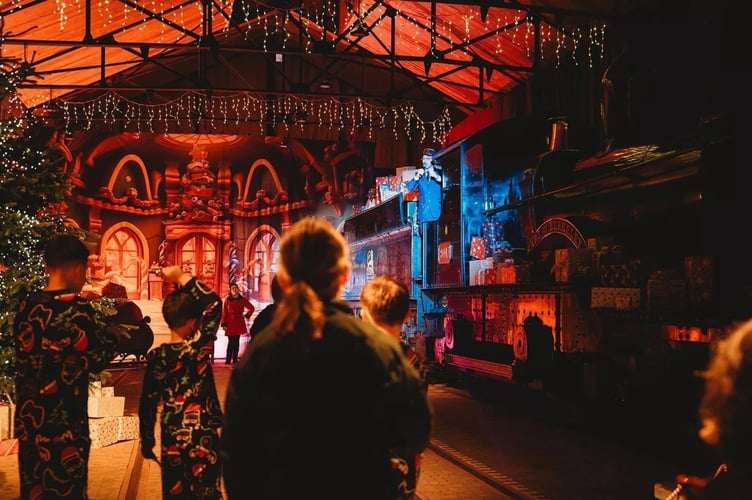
[0,1,638,133]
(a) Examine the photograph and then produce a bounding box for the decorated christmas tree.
[0,58,77,399]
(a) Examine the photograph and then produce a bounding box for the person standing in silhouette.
[14,234,126,499]
[360,275,428,499]
[673,318,752,498]
[139,265,224,499]
[247,275,281,342]
[221,217,432,499]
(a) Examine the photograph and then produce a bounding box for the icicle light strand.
[55,91,453,145]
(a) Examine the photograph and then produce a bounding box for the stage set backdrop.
[61,130,378,303]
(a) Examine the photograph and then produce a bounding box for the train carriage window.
[425,188,461,288]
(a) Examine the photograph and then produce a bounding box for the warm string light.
[40,0,606,68]
[55,91,453,144]
[571,27,581,66]
[392,6,601,67]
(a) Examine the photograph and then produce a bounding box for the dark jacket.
[247,303,276,340]
[221,300,432,499]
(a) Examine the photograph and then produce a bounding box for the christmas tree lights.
[0,63,78,399]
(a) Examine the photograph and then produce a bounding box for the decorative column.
[228,241,239,285]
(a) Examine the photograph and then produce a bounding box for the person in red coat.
[220,283,255,364]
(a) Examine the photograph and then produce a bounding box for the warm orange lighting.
[159,134,243,148]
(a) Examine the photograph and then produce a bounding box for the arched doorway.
[246,229,279,302]
[102,227,146,299]
[177,234,219,292]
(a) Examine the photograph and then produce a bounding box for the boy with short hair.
[360,275,427,500]
[139,265,224,499]
[14,234,126,499]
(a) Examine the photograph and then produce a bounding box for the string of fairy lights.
[58,91,454,144]
[2,0,608,142]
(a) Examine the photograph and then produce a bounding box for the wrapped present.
[101,386,115,398]
[647,279,687,312]
[591,287,641,310]
[88,396,125,418]
[553,248,594,283]
[469,236,487,260]
[396,166,420,181]
[497,264,530,284]
[116,416,140,441]
[482,220,504,256]
[615,288,641,311]
[89,416,119,449]
[684,256,714,305]
[88,381,102,398]
[481,268,497,285]
[598,262,642,287]
[0,401,15,440]
[398,167,421,202]
[378,177,400,202]
[468,258,493,286]
[403,190,419,202]
[590,287,616,308]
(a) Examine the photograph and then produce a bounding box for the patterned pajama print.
[139,278,224,499]
[14,291,120,499]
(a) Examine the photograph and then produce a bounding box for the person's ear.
[337,266,349,289]
[360,307,372,323]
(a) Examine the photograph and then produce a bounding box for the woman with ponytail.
[221,217,432,499]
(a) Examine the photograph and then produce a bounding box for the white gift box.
[88,396,125,418]
[88,415,140,449]
[101,386,115,398]
[116,415,140,441]
[468,258,494,286]
[88,381,102,398]
[89,416,119,449]
[0,402,15,440]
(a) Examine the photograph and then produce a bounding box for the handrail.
[483,145,702,217]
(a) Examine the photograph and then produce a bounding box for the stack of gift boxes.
[395,167,421,201]
[355,170,421,215]
[468,222,530,286]
[88,381,139,449]
[556,239,708,314]
[551,242,645,311]
[376,175,403,203]
[465,230,710,315]
[0,399,14,440]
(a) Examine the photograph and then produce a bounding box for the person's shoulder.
[325,306,385,339]
[402,343,421,360]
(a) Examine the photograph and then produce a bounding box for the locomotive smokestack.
[548,117,569,151]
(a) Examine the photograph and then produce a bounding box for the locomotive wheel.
[513,327,528,362]
[443,316,455,351]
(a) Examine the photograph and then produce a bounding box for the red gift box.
[469,236,486,260]
[483,268,497,284]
